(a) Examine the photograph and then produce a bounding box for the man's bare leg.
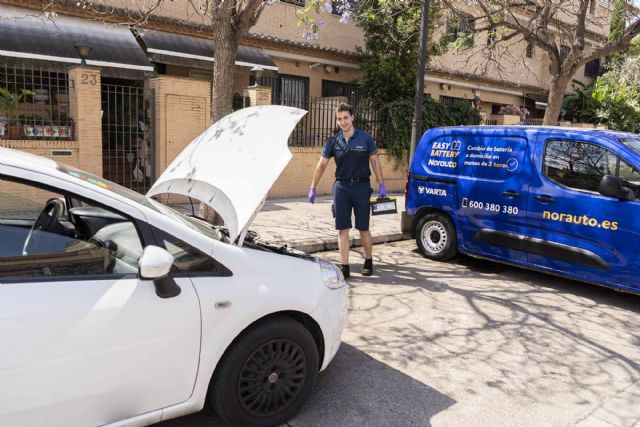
[338,229,351,265]
[360,230,373,259]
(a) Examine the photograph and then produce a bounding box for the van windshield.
[620,137,640,156]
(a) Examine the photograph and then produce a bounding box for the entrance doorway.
[101,78,152,193]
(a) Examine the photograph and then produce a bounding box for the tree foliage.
[353,0,444,107]
[440,0,640,125]
[593,53,640,132]
[380,98,481,164]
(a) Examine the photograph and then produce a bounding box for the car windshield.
[56,162,222,240]
[620,137,640,156]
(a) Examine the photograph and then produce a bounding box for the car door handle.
[501,191,520,198]
[534,195,556,203]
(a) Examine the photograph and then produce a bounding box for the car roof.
[438,125,638,140]
[0,146,153,212]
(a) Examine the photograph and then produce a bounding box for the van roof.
[437,125,638,140]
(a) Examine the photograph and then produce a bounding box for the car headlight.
[318,259,346,289]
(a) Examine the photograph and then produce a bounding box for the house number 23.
[81,73,97,85]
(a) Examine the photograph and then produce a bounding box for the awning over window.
[525,92,549,110]
[135,30,278,71]
[0,5,153,72]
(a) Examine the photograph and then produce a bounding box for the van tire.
[416,213,457,261]
[209,315,319,427]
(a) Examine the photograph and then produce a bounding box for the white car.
[0,106,347,427]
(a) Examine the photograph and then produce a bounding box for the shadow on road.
[290,343,455,426]
[156,343,454,427]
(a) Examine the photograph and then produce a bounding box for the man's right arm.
[311,157,329,188]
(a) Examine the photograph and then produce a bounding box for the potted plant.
[496,104,530,125]
[0,87,36,138]
[19,114,46,139]
[52,112,73,139]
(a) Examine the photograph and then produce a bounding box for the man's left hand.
[379,182,387,199]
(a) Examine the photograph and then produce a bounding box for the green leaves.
[591,56,640,132]
[379,97,481,164]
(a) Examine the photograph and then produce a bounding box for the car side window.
[0,178,143,281]
[617,160,640,197]
[544,140,612,192]
[153,228,231,275]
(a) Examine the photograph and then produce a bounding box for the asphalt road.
[157,240,640,427]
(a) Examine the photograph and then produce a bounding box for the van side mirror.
[139,245,181,298]
[599,175,635,201]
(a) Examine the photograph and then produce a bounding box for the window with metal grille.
[280,0,304,6]
[584,58,600,78]
[446,12,475,44]
[439,96,472,108]
[487,29,497,47]
[253,74,309,108]
[526,41,534,58]
[321,80,364,104]
[0,63,72,140]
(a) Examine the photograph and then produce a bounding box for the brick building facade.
[0,1,609,197]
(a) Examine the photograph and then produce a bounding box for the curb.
[286,232,407,254]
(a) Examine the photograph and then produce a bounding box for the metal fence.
[520,118,545,126]
[276,97,383,147]
[0,62,73,140]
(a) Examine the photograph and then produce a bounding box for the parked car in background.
[0,106,347,427]
[403,126,640,293]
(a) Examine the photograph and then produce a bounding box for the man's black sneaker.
[362,258,373,276]
[341,264,350,278]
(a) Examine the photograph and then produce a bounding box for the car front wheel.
[209,315,319,427]
[416,212,457,261]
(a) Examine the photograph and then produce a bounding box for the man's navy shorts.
[333,181,372,231]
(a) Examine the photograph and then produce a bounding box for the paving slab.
[251,194,406,253]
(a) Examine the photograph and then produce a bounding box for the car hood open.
[147,105,306,244]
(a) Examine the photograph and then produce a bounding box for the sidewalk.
[251,194,406,253]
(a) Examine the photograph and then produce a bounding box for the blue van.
[402,126,640,293]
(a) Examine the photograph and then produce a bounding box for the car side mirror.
[599,175,635,201]
[138,245,181,298]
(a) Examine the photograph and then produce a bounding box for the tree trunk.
[200,21,240,225]
[211,28,239,123]
[543,74,573,125]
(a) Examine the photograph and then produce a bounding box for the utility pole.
[409,0,431,165]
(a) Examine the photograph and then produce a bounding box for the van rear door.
[453,129,532,263]
[526,130,640,291]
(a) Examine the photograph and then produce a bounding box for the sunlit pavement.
[158,240,640,427]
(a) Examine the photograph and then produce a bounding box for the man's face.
[336,110,354,133]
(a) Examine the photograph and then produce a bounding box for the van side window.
[544,140,612,192]
[544,140,640,197]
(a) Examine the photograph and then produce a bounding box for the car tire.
[209,315,319,427]
[416,212,457,261]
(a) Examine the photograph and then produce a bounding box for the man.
[308,102,386,278]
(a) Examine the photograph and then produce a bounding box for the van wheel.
[209,315,319,427]
[416,213,457,261]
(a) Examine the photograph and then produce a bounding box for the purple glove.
[308,187,317,204]
[379,182,387,199]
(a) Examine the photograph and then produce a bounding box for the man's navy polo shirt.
[321,129,378,180]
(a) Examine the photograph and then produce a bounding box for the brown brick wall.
[269,148,407,198]
[149,76,212,176]
[68,67,102,175]
[0,141,80,168]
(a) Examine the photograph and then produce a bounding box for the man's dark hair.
[335,102,354,116]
